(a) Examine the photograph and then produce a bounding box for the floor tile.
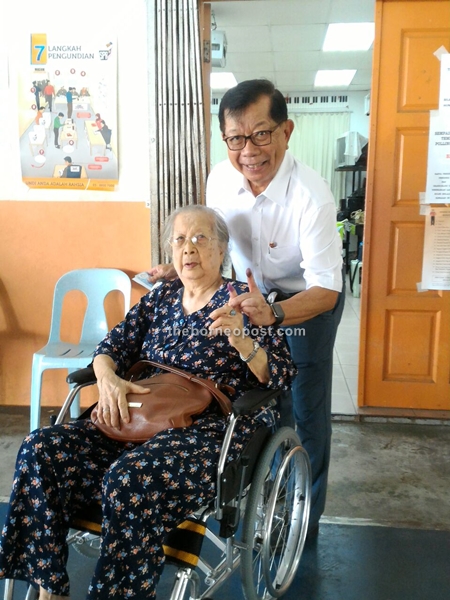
[333,275,360,415]
[332,374,351,395]
[335,338,360,352]
[333,362,344,376]
[346,377,358,397]
[340,364,359,379]
[332,392,356,415]
[337,323,360,336]
[336,350,359,366]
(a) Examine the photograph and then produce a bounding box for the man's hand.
[209,283,267,377]
[228,269,275,327]
[209,281,270,383]
[147,263,177,284]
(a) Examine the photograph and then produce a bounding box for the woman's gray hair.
[161,205,231,274]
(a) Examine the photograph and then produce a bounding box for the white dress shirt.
[206,152,343,295]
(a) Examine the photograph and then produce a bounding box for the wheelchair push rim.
[240,427,311,600]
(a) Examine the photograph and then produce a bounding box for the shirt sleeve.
[299,201,343,292]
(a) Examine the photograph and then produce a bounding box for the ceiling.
[210,0,375,94]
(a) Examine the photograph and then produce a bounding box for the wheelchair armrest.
[66,366,97,385]
[232,388,280,416]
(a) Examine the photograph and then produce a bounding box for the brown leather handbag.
[90,360,233,443]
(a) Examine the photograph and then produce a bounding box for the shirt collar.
[237,152,294,207]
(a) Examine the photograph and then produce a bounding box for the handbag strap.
[125,360,233,416]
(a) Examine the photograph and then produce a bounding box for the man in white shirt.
[208,79,344,539]
[148,79,344,538]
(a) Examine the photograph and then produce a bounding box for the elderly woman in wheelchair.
[0,205,311,600]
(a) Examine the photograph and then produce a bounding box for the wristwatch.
[267,292,285,326]
[239,340,260,363]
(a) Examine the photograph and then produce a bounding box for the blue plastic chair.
[30,268,131,432]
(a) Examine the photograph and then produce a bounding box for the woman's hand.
[209,283,270,384]
[93,355,150,430]
[209,283,247,350]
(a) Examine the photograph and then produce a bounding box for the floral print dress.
[0,279,296,599]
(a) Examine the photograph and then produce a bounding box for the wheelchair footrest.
[163,518,206,568]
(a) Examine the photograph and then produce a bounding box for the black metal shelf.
[335,165,366,193]
[334,165,366,172]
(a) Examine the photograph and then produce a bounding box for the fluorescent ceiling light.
[323,23,375,52]
[314,70,357,87]
[210,72,237,91]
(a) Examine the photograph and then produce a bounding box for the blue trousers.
[280,286,345,530]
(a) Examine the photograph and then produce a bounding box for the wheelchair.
[4,367,311,600]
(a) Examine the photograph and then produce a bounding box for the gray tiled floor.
[332,277,361,415]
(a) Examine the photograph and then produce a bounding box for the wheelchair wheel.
[240,427,311,600]
[68,529,101,559]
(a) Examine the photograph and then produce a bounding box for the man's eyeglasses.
[168,234,216,248]
[223,122,284,151]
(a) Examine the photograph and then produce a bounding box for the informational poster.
[421,206,450,290]
[424,111,450,204]
[20,33,118,191]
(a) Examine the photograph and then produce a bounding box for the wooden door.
[360,0,450,410]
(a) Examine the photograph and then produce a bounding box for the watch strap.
[269,302,285,326]
[239,340,260,363]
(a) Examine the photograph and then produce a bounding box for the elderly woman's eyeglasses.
[223,122,284,151]
[169,234,216,248]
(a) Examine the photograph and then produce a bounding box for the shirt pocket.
[263,244,302,281]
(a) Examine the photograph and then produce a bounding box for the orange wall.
[0,200,151,408]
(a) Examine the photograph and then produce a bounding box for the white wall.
[347,91,370,138]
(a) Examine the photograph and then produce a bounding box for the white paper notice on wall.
[0,55,7,90]
[439,52,450,112]
[421,206,450,290]
[419,193,428,213]
[425,111,450,203]
[434,45,449,60]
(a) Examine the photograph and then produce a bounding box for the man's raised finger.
[246,268,260,294]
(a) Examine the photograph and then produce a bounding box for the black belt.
[267,288,302,301]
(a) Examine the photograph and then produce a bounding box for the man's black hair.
[218,79,288,133]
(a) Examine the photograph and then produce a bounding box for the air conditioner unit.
[211,30,227,68]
